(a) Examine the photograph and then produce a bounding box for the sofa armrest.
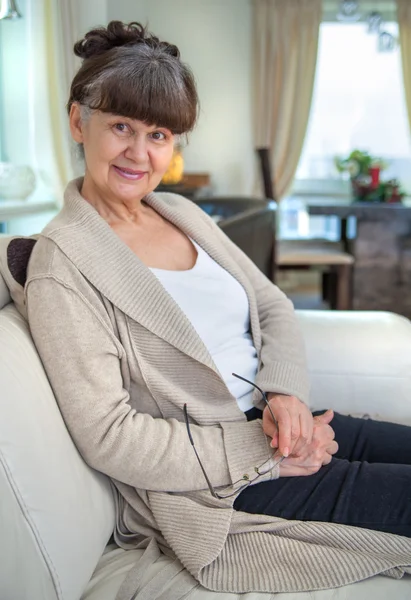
[296,310,411,424]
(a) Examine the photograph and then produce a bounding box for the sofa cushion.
[0,235,38,318]
[297,310,411,424]
[82,544,411,600]
[0,305,115,600]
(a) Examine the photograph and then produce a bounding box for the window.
[0,0,59,235]
[280,17,411,240]
[295,21,411,193]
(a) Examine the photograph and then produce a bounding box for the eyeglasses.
[183,373,285,499]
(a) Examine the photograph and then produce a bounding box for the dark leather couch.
[191,197,277,281]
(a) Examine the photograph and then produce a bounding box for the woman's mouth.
[113,165,147,181]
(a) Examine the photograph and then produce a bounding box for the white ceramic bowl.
[0,163,36,200]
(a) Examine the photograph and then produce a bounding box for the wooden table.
[307,198,411,317]
[155,173,212,201]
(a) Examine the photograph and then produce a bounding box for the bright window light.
[295,22,411,192]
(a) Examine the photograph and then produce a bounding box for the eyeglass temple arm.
[183,404,219,498]
[231,372,279,429]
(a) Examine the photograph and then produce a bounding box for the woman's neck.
[80,174,153,227]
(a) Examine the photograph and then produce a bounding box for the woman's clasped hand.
[262,394,338,476]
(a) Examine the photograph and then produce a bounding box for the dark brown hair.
[67,21,198,134]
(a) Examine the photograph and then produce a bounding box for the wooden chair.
[256,148,354,309]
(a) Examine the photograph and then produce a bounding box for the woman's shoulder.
[0,234,92,322]
[27,235,99,308]
[0,233,64,293]
[28,236,73,281]
[26,235,111,327]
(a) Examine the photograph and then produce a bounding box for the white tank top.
[150,240,258,412]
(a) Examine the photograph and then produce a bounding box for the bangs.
[85,48,198,134]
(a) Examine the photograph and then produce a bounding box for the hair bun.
[74,21,180,60]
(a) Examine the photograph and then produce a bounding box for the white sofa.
[1,270,411,600]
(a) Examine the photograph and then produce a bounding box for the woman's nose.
[125,135,149,162]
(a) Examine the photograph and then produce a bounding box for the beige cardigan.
[25,179,411,599]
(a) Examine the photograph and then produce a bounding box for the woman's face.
[69,105,175,203]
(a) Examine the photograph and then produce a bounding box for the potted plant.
[334,150,396,202]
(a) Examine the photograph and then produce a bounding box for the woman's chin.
[109,176,154,201]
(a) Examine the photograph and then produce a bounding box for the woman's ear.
[69,103,85,143]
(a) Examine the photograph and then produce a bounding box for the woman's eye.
[150,131,166,141]
[114,123,130,134]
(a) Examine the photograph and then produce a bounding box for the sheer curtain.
[252,0,322,200]
[397,0,411,138]
[0,0,82,202]
[43,0,81,196]
[12,0,82,202]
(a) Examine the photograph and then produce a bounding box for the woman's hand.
[278,409,338,477]
[263,393,315,457]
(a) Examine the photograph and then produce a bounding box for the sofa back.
[0,279,115,600]
[0,269,10,310]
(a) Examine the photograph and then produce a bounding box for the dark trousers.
[234,409,411,538]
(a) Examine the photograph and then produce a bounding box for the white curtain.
[21,0,82,202]
[43,0,81,196]
[253,0,322,200]
[397,0,411,138]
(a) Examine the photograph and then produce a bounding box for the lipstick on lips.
[113,165,147,180]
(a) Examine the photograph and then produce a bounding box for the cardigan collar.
[42,179,259,376]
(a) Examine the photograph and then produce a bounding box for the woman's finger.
[289,416,301,456]
[301,407,314,447]
[326,440,339,455]
[291,414,308,456]
[262,411,278,440]
[270,431,279,448]
[292,406,314,456]
[315,409,334,425]
[303,409,314,445]
[262,407,280,448]
[274,407,292,457]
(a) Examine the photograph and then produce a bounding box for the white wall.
[106,0,256,195]
[78,0,108,35]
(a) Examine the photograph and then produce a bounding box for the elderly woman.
[25,21,411,598]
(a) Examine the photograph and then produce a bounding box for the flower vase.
[369,166,380,189]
